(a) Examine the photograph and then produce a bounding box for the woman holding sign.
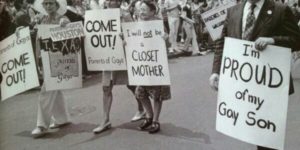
[92,0,146,134]
[31,0,71,138]
[133,0,171,134]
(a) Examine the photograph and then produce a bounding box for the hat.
[34,0,67,15]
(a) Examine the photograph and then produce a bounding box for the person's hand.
[161,33,168,40]
[15,26,25,39]
[33,14,43,24]
[209,73,219,91]
[59,18,70,27]
[122,40,127,47]
[119,33,124,40]
[254,37,274,51]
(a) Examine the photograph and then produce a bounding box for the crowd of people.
[1,0,300,150]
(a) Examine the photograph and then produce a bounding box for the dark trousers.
[257,146,276,150]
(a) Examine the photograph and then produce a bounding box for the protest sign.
[122,20,170,85]
[216,37,291,149]
[292,52,300,78]
[50,21,84,42]
[0,27,39,100]
[84,9,126,71]
[201,0,236,41]
[38,25,82,91]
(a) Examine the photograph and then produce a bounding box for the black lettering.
[240,62,253,82]
[246,111,256,126]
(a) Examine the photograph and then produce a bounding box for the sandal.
[138,118,152,130]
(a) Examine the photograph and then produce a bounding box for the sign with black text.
[0,27,39,100]
[38,25,82,91]
[50,21,84,42]
[84,9,126,71]
[201,1,236,41]
[122,20,170,85]
[216,37,291,149]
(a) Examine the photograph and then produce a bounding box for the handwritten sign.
[50,21,84,42]
[216,37,291,149]
[122,20,170,85]
[38,25,82,91]
[201,1,236,41]
[84,9,126,71]
[0,27,39,100]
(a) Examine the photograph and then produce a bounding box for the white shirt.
[165,0,181,18]
[242,0,265,33]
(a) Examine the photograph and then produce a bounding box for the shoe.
[31,126,47,138]
[181,51,193,56]
[131,111,146,122]
[199,51,207,55]
[49,122,71,129]
[138,118,152,130]
[148,122,160,134]
[192,52,202,56]
[93,122,112,134]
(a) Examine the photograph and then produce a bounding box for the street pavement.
[0,53,299,150]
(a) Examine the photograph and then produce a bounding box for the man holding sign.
[209,0,300,149]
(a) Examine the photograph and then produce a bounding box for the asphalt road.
[0,53,299,150]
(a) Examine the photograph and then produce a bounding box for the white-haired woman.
[31,0,71,138]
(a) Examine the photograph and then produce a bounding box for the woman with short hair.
[31,0,71,138]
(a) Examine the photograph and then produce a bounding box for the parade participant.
[191,0,207,54]
[164,0,181,54]
[134,0,171,134]
[180,0,200,55]
[92,0,145,134]
[14,0,32,27]
[209,0,300,149]
[0,0,16,41]
[31,0,71,138]
[158,0,170,33]
[120,0,134,22]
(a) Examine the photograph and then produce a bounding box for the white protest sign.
[50,21,84,42]
[38,25,82,91]
[216,37,291,149]
[122,20,171,85]
[201,0,236,41]
[84,9,126,71]
[0,27,39,100]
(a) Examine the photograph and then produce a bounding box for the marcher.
[134,0,171,134]
[92,0,145,134]
[209,0,300,149]
[180,0,200,55]
[31,0,71,138]
[0,0,16,41]
[164,0,181,54]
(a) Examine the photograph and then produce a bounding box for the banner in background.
[201,1,236,41]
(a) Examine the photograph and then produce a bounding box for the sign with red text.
[84,9,126,71]
[216,37,291,149]
[0,27,39,100]
[122,20,170,85]
[38,25,82,91]
[201,1,236,41]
